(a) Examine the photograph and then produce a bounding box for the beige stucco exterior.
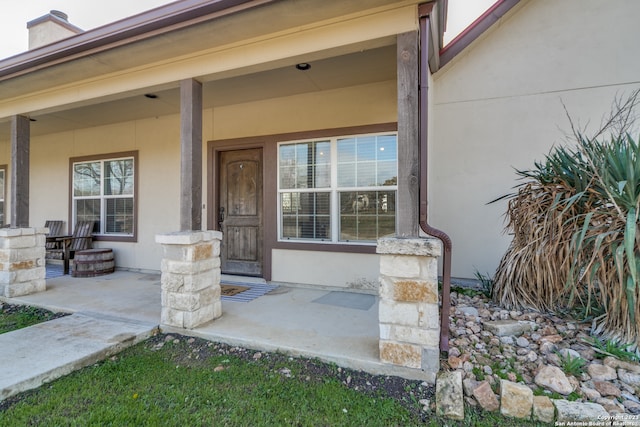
[430,0,640,279]
[3,79,396,282]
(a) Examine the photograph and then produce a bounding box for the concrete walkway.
[0,269,431,402]
[0,312,156,401]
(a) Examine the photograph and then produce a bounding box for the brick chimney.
[27,10,83,50]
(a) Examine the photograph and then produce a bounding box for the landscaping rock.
[500,380,532,419]
[618,369,640,387]
[532,395,555,424]
[445,290,640,419]
[472,380,499,412]
[587,363,617,381]
[482,320,533,337]
[623,399,640,415]
[436,371,464,420]
[457,306,478,317]
[604,356,640,374]
[553,399,609,422]
[580,385,601,401]
[593,380,621,397]
[534,365,573,395]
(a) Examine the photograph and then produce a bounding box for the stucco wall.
[272,249,380,291]
[430,0,640,279]
[2,80,396,281]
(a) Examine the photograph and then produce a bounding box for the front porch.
[6,268,435,381]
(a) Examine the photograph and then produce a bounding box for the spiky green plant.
[492,91,640,349]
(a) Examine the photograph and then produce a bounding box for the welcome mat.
[221,284,249,296]
[312,291,376,311]
[220,281,278,303]
[45,264,65,279]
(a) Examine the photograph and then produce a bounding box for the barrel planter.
[72,248,115,277]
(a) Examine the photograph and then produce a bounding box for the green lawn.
[0,333,550,426]
[0,303,67,334]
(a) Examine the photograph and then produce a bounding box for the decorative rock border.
[435,289,640,424]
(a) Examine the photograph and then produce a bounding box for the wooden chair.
[44,220,65,253]
[47,221,95,274]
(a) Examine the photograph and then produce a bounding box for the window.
[71,152,137,239]
[278,133,397,244]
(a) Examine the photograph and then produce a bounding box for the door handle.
[218,206,225,229]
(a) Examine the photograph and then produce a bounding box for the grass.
[586,336,640,363]
[557,352,587,377]
[0,303,66,334]
[0,333,548,427]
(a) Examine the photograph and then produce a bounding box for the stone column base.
[0,228,47,297]
[156,230,223,329]
[377,237,442,374]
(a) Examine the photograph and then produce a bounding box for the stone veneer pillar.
[0,227,47,297]
[156,230,222,329]
[377,237,442,374]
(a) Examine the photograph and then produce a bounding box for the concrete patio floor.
[7,268,433,382]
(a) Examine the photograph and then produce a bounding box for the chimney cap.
[50,10,69,21]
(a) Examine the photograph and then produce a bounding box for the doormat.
[312,291,376,311]
[220,284,249,296]
[45,264,65,279]
[220,281,278,303]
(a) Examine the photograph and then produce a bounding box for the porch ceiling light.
[295,63,311,71]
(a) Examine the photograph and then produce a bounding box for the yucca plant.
[493,91,640,349]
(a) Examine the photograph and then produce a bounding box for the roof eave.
[0,0,274,81]
[438,0,521,68]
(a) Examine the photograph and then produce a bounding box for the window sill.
[273,240,376,254]
[93,235,137,243]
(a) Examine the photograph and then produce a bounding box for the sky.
[0,0,495,60]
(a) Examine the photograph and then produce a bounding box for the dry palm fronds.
[493,106,640,348]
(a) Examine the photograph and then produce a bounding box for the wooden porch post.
[396,31,420,237]
[180,78,203,231]
[10,115,30,228]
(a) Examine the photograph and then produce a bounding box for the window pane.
[314,141,330,187]
[337,134,397,189]
[104,159,134,196]
[279,141,330,189]
[356,162,376,187]
[75,199,101,231]
[106,198,134,234]
[73,162,101,196]
[377,161,397,186]
[339,191,396,242]
[377,135,397,160]
[356,136,376,161]
[280,192,330,240]
[337,163,355,187]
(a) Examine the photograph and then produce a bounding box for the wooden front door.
[219,148,263,276]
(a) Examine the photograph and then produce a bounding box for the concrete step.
[0,312,158,401]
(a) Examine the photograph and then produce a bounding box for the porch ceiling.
[1,44,396,137]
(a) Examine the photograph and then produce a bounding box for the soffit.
[0,0,412,99]
[15,44,396,137]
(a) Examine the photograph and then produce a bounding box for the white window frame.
[71,153,136,240]
[277,132,398,245]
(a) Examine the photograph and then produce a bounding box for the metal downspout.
[418,12,453,354]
